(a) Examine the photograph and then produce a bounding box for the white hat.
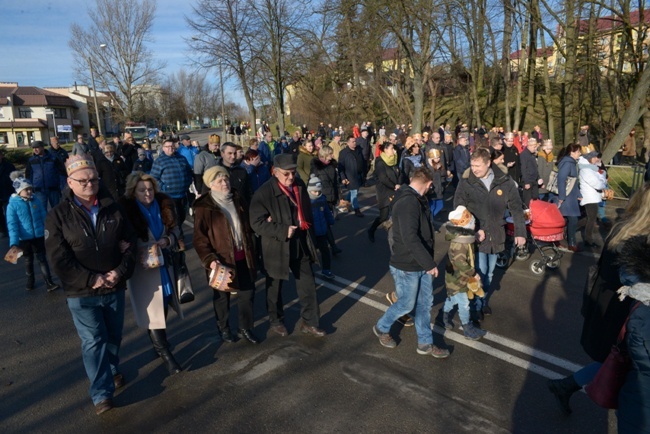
[10,171,32,195]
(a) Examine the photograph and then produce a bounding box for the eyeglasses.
[70,177,100,186]
[276,170,296,177]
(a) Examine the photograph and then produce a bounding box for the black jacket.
[502,145,521,182]
[45,188,137,298]
[91,150,119,200]
[374,157,400,209]
[519,148,539,185]
[249,178,318,280]
[0,159,16,202]
[356,136,371,161]
[218,160,253,205]
[338,146,365,190]
[389,186,436,272]
[453,165,525,254]
[310,158,339,205]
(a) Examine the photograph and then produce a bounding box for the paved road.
[0,177,619,433]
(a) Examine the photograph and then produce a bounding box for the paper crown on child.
[10,171,31,194]
[581,143,598,159]
[448,205,476,230]
[427,148,441,160]
[65,155,96,176]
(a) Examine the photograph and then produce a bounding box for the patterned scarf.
[277,181,311,230]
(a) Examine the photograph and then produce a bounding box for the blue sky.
[2,0,242,103]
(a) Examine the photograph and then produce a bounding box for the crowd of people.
[2,119,648,431]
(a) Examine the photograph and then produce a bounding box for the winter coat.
[453,166,525,254]
[444,226,476,296]
[557,155,581,217]
[25,151,65,192]
[45,188,137,298]
[622,135,637,157]
[249,178,318,280]
[453,145,471,177]
[297,148,315,182]
[356,136,371,161]
[310,194,334,237]
[429,164,445,200]
[401,154,423,184]
[218,161,253,205]
[177,145,199,169]
[193,150,220,194]
[50,146,69,165]
[519,148,539,185]
[537,152,555,194]
[108,156,129,198]
[502,145,521,182]
[373,156,400,209]
[193,191,257,289]
[578,156,607,206]
[242,161,271,193]
[7,194,46,247]
[389,185,436,272]
[338,146,365,190]
[310,158,339,205]
[443,142,455,172]
[0,159,16,202]
[119,193,183,329]
[133,158,153,174]
[91,150,120,200]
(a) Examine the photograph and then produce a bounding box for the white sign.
[57,125,72,133]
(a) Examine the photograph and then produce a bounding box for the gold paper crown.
[65,155,96,176]
[581,143,596,155]
[449,207,472,227]
[428,148,441,159]
[543,139,553,147]
[208,134,221,144]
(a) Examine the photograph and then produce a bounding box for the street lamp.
[7,96,15,147]
[88,43,107,136]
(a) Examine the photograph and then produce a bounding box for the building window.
[18,108,32,119]
[53,108,67,119]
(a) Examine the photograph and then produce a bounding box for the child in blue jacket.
[7,172,59,292]
[307,175,335,279]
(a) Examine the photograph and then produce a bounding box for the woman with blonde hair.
[119,172,183,375]
[548,182,650,414]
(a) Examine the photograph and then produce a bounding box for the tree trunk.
[502,0,513,131]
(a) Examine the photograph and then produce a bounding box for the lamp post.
[7,96,15,147]
[88,43,107,136]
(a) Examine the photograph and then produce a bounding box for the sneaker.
[397,315,414,327]
[385,292,397,305]
[462,323,487,341]
[321,270,335,279]
[372,325,396,348]
[416,344,450,358]
[482,305,492,316]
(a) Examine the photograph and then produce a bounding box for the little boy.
[307,175,335,279]
[442,205,487,340]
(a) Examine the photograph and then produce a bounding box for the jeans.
[429,199,444,217]
[443,292,470,325]
[476,252,498,309]
[67,291,125,405]
[598,200,606,220]
[346,189,359,210]
[34,190,61,210]
[376,266,434,345]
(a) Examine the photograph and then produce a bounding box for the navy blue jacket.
[310,194,334,237]
[25,151,66,192]
[453,145,470,177]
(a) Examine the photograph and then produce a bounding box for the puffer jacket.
[310,194,334,237]
[444,225,476,296]
[25,151,65,191]
[578,156,607,205]
[453,165,525,254]
[45,188,137,297]
[6,194,46,247]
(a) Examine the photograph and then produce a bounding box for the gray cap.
[31,140,45,148]
[273,153,297,170]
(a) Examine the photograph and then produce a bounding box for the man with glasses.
[150,139,193,230]
[45,154,137,415]
[250,153,325,338]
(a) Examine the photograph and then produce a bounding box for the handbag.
[585,302,641,409]
[173,251,195,304]
[547,170,577,195]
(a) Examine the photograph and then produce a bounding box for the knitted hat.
[10,171,32,195]
[65,155,96,176]
[307,174,322,198]
[203,165,229,187]
[208,134,221,144]
[448,205,475,230]
[427,148,441,159]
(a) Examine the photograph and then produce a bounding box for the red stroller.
[496,200,565,275]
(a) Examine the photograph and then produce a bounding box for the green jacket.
[444,225,477,296]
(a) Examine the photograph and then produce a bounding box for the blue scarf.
[136,199,174,299]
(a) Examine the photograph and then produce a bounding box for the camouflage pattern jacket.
[444,225,477,296]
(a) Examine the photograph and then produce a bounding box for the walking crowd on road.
[2,119,649,432]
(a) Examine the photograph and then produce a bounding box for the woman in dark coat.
[311,145,341,254]
[547,182,650,415]
[367,142,400,242]
[193,166,259,344]
[557,144,582,251]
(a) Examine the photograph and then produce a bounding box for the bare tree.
[69,0,165,123]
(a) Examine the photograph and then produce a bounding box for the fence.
[605,164,645,199]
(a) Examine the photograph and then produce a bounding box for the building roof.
[578,9,650,34]
[0,86,78,108]
[0,119,48,129]
[509,47,554,60]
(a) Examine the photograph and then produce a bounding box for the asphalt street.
[0,144,621,433]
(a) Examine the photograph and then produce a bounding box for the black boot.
[148,329,182,375]
[38,257,58,292]
[45,278,60,292]
[25,257,35,291]
[547,375,581,415]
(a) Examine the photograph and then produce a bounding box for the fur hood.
[617,235,650,306]
[118,193,177,242]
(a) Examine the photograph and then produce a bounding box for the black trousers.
[19,237,51,279]
[265,252,320,328]
[522,184,539,207]
[314,235,331,271]
[584,203,599,244]
[212,260,255,330]
[369,206,390,234]
[172,196,188,235]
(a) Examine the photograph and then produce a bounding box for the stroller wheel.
[514,246,531,261]
[541,246,561,269]
[530,260,545,275]
[496,251,510,269]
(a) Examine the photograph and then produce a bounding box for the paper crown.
[505,132,514,140]
[448,205,475,229]
[427,148,442,159]
[581,144,596,155]
[542,139,553,147]
[208,134,221,144]
[65,155,96,176]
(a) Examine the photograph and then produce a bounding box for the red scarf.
[277,181,310,230]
